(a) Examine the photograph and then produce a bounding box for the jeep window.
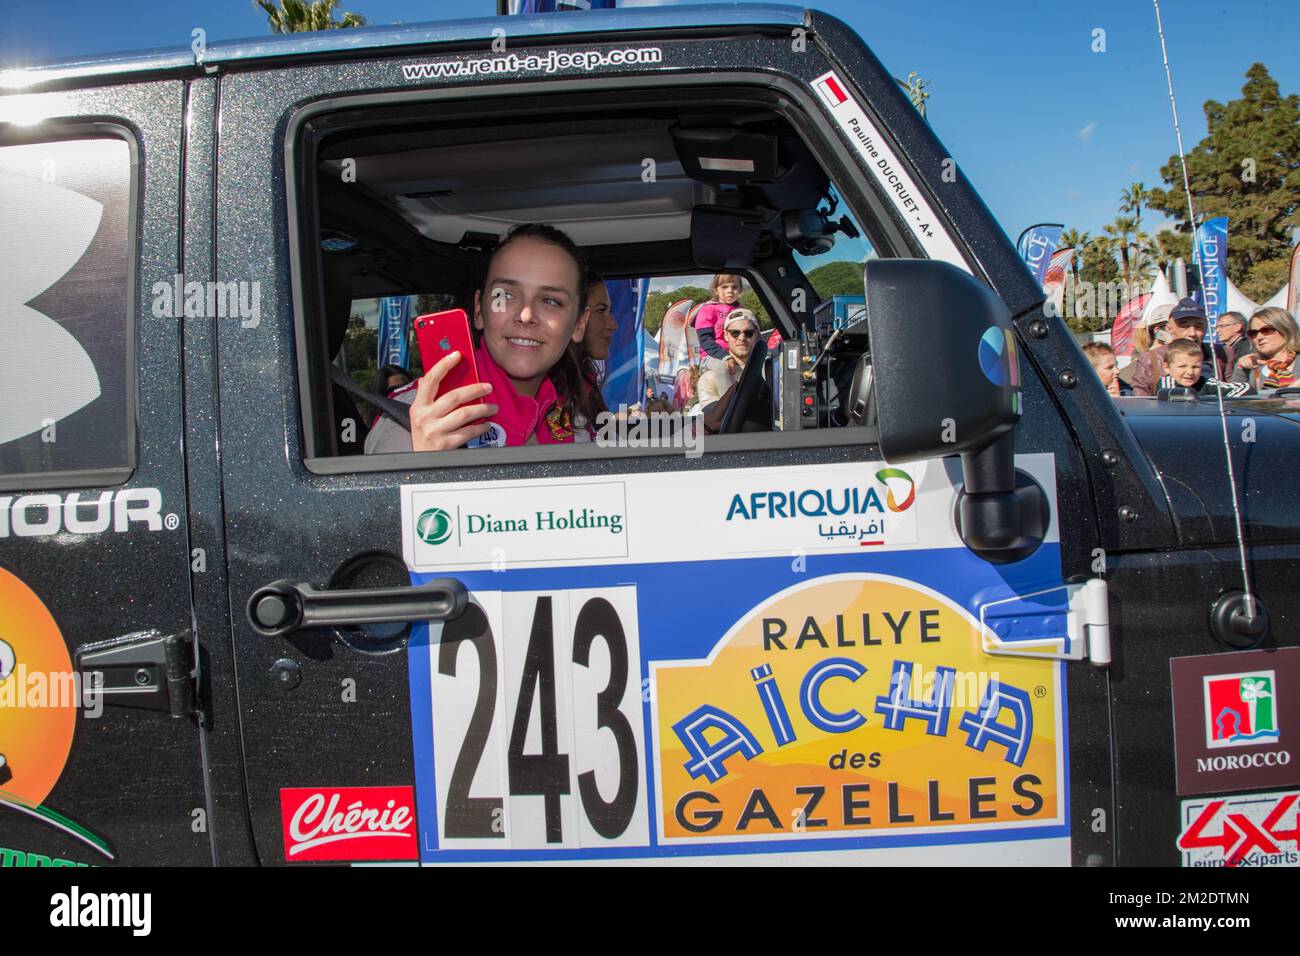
[0,135,134,489]
[292,86,888,465]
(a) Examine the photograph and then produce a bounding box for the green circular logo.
[416,507,453,545]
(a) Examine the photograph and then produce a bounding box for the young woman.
[1232,306,1300,393]
[402,222,594,452]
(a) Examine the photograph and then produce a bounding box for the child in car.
[364,222,593,453]
[693,274,744,371]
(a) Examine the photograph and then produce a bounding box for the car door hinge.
[976,578,1111,666]
[75,629,197,717]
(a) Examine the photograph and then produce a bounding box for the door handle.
[246,577,467,638]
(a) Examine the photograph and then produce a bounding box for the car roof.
[1,3,807,90]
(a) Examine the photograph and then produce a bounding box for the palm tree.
[1105,216,1138,293]
[254,0,366,33]
[1059,228,1088,319]
[1120,182,1150,236]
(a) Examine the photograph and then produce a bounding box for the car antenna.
[1152,0,1267,643]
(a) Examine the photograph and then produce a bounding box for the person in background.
[580,271,616,364]
[1082,342,1128,396]
[1232,306,1300,394]
[1215,311,1253,368]
[693,274,744,371]
[378,363,411,392]
[1131,298,1227,396]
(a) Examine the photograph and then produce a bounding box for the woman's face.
[1249,319,1286,359]
[474,236,588,395]
[716,280,741,305]
[581,281,617,360]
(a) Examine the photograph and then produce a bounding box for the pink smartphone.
[414,309,482,402]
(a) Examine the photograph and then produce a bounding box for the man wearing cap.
[696,308,772,432]
[1131,298,1228,397]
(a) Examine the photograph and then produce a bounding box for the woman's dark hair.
[377,363,410,392]
[481,222,595,426]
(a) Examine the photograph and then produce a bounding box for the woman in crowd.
[1232,306,1299,394]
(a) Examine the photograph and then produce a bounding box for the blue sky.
[3,0,1296,242]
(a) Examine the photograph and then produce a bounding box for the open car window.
[294,83,890,464]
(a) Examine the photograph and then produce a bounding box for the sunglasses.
[1247,326,1280,339]
[727,328,758,339]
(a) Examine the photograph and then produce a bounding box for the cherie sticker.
[280,785,417,862]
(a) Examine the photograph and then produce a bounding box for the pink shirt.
[693,301,734,355]
[475,340,576,446]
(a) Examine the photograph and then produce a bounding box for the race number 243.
[428,587,650,850]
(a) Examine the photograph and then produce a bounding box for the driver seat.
[846,354,879,427]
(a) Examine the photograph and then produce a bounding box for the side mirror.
[863,259,1043,561]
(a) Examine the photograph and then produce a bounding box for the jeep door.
[0,77,211,866]
[213,11,1115,865]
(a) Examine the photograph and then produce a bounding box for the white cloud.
[1077,121,1097,142]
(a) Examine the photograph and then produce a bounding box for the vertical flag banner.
[1016,224,1063,286]
[1110,292,1150,358]
[1195,217,1229,319]
[601,278,647,411]
[376,295,412,371]
[1043,247,1074,317]
[1288,243,1300,315]
[515,0,615,13]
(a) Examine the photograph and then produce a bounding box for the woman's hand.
[1107,377,1121,396]
[1237,353,1261,370]
[409,351,496,452]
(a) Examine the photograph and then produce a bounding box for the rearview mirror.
[863,259,1042,561]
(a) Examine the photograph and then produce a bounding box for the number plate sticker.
[422,587,649,851]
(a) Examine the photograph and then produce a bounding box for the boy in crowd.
[1082,342,1128,396]
[1158,338,1249,397]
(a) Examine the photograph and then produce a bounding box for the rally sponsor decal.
[1177,789,1300,867]
[402,457,1036,573]
[652,574,1062,843]
[1170,647,1298,795]
[0,567,113,860]
[811,69,966,268]
[280,786,417,862]
[405,455,1069,863]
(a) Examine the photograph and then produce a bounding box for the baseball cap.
[724,308,759,329]
[1169,298,1206,323]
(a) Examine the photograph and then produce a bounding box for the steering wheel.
[720,338,769,433]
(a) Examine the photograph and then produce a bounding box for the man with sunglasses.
[1131,298,1228,396]
[696,308,773,433]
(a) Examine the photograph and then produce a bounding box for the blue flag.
[1016,224,1063,286]
[1195,217,1229,319]
[601,278,647,411]
[376,295,412,371]
[516,0,615,12]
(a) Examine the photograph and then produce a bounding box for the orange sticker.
[0,566,77,807]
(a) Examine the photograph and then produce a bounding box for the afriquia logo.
[725,469,915,520]
[1204,671,1279,749]
[416,507,454,546]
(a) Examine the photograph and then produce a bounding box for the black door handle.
[246,577,468,638]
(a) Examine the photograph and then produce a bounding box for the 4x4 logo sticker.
[1178,790,1300,867]
[0,173,103,444]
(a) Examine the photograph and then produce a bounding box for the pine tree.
[1148,63,1300,301]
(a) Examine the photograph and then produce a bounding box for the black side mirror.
[863,259,1043,561]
